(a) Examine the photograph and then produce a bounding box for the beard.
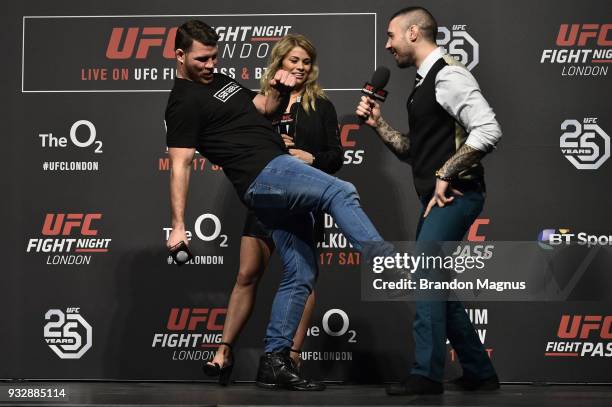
[395,53,414,69]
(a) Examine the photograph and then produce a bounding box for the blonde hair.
[260,34,326,113]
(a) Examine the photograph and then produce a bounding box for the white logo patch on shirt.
[214,82,242,103]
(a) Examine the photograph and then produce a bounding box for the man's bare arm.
[374,116,410,158]
[252,92,290,116]
[167,147,196,247]
[252,70,296,116]
[356,95,410,160]
[436,143,485,180]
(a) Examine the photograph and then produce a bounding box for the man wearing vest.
[356,7,502,395]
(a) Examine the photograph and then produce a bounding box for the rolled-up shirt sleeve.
[434,65,502,152]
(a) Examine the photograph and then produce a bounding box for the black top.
[165,74,287,199]
[407,58,484,198]
[290,97,343,174]
[243,96,343,242]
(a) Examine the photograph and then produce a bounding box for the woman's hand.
[281,134,295,148]
[289,148,314,165]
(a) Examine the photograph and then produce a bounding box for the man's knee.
[334,179,360,201]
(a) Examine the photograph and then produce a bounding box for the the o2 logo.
[38,120,103,153]
[560,118,610,170]
[437,25,479,71]
[307,308,357,343]
[43,308,93,359]
[163,213,228,247]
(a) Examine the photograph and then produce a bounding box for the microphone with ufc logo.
[274,111,295,137]
[361,66,390,102]
[358,67,390,123]
[273,95,300,147]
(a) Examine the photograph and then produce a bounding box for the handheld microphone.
[274,111,295,137]
[361,66,390,102]
[168,240,194,266]
[273,95,300,143]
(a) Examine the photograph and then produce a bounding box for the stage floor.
[1,382,611,406]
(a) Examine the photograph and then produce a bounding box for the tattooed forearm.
[437,144,485,179]
[375,116,410,156]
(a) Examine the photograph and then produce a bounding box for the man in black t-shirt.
[165,20,394,390]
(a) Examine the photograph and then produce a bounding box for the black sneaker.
[255,349,325,391]
[448,374,500,391]
[386,374,443,396]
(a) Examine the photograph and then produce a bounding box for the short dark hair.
[175,20,219,51]
[390,7,438,43]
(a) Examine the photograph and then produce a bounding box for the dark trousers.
[410,190,496,382]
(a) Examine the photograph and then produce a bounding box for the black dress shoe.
[386,374,443,396]
[256,349,325,391]
[448,374,500,391]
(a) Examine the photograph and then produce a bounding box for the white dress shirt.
[416,47,502,152]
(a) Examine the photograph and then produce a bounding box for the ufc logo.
[106,27,177,59]
[42,214,101,236]
[340,124,359,148]
[557,315,612,339]
[556,24,612,47]
[166,308,227,331]
[467,218,490,242]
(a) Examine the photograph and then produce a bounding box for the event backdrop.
[2,0,611,383]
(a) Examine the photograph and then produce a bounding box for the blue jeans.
[411,190,497,381]
[244,154,392,352]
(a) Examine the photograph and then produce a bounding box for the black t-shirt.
[165,74,287,199]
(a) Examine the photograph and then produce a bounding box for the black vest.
[407,58,484,198]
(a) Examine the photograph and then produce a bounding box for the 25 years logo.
[44,308,93,359]
[437,25,479,71]
[561,118,610,170]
